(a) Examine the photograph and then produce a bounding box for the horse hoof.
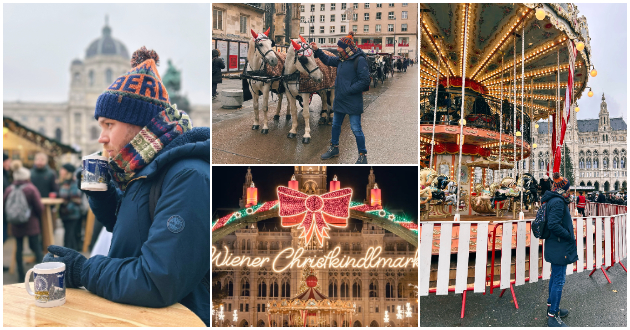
[273,115,280,121]
[252,125,260,130]
[287,133,296,139]
[318,117,327,125]
[302,137,311,144]
[286,115,292,120]
[261,129,269,134]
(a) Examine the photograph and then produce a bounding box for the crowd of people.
[3,152,91,281]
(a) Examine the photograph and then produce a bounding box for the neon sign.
[211,246,418,271]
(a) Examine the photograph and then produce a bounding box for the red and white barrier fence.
[419,213,627,318]
[571,201,627,217]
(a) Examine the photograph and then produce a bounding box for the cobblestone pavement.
[212,66,418,164]
[420,258,627,327]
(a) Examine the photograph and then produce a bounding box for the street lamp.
[393,15,397,57]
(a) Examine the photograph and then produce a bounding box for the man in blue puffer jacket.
[311,31,371,164]
[542,173,578,327]
[42,47,209,326]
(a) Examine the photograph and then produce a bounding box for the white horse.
[245,28,279,134]
[282,38,325,144]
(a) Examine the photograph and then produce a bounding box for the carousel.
[267,267,356,327]
[419,3,595,220]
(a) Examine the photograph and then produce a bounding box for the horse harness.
[282,42,321,100]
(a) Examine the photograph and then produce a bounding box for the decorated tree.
[560,144,575,184]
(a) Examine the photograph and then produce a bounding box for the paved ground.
[212,66,418,164]
[420,258,627,327]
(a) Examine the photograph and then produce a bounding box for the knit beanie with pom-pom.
[94,46,171,127]
[337,31,361,61]
[10,160,30,182]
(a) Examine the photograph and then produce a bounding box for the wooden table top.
[3,283,205,327]
[40,198,65,205]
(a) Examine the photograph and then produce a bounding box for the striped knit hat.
[551,173,571,197]
[337,32,360,60]
[94,47,170,127]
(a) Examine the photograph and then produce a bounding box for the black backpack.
[532,201,551,239]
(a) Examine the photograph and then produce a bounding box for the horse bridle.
[253,36,275,71]
[294,43,320,77]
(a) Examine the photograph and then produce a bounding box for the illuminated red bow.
[277,186,352,246]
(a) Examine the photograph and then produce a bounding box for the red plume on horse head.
[299,35,307,44]
[291,39,301,51]
[250,29,258,39]
[263,27,270,36]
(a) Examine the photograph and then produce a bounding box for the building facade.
[213,3,265,73]
[267,3,301,45]
[531,94,627,191]
[213,166,418,327]
[352,3,418,57]
[4,21,209,158]
[299,3,351,49]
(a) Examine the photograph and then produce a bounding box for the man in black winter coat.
[542,173,578,327]
[212,49,225,99]
[539,175,551,201]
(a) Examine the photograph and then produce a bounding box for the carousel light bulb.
[575,106,580,113]
[459,119,467,126]
[590,69,597,77]
[588,90,594,97]
[516,131,521,137]
[576,42,584,51]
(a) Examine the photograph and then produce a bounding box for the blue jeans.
[331,112,367,154]
[547,263,567,315]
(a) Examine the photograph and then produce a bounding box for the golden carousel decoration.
[267,267,356,327]
[420,3,594,220]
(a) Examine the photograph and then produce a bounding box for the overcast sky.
[573,3,626,120]
[4,3,209,105]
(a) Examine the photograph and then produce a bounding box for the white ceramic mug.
[81,153,109,191]
[24,262,66,307]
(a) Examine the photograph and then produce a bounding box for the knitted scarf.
[109,104,192,190]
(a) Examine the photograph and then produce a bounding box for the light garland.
[211,246,419,271]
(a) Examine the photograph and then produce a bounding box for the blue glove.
[42,245,87,289]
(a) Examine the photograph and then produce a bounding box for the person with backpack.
[3,160,44,281]
[212,49,225,99]
[540,173,578,327]
[3,152,12,244]
[310,31,371,164]
[58,163,83,251]
[41,47,210,326]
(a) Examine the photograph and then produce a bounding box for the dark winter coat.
[539,178,551,196]
[212,50,225,84]
[82,128,210,326]
[58,178,82,222]
[4,180,43,238]
[542,191,579,265]
[314,48,370,115]
[597,193,606,203]
[3,169,11,193]
[30,165,58,197]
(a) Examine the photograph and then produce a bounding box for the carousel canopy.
[420,3,592,120]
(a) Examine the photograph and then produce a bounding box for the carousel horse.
[243,28,280,134]
[282,37,326,144]
[420,168,437,213]
[521,173,539,210]
[470,183,495,214]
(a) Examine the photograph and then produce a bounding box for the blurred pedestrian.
[30,152,58,198]
[3,152,12,244]
[539,175,551,199]
[542,173,578,327]
[4,160,44,281]
[58,163,83,251]
[42,46,210,326]
[311,31,371,164]
[212,49,225,99]
[576,191,586,217]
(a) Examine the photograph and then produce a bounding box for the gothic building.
[531,94,627,192]
[3,19,210,158]
[214,167,418,327]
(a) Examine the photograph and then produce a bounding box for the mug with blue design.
[24,262,66,307]
[81,152,109,191]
